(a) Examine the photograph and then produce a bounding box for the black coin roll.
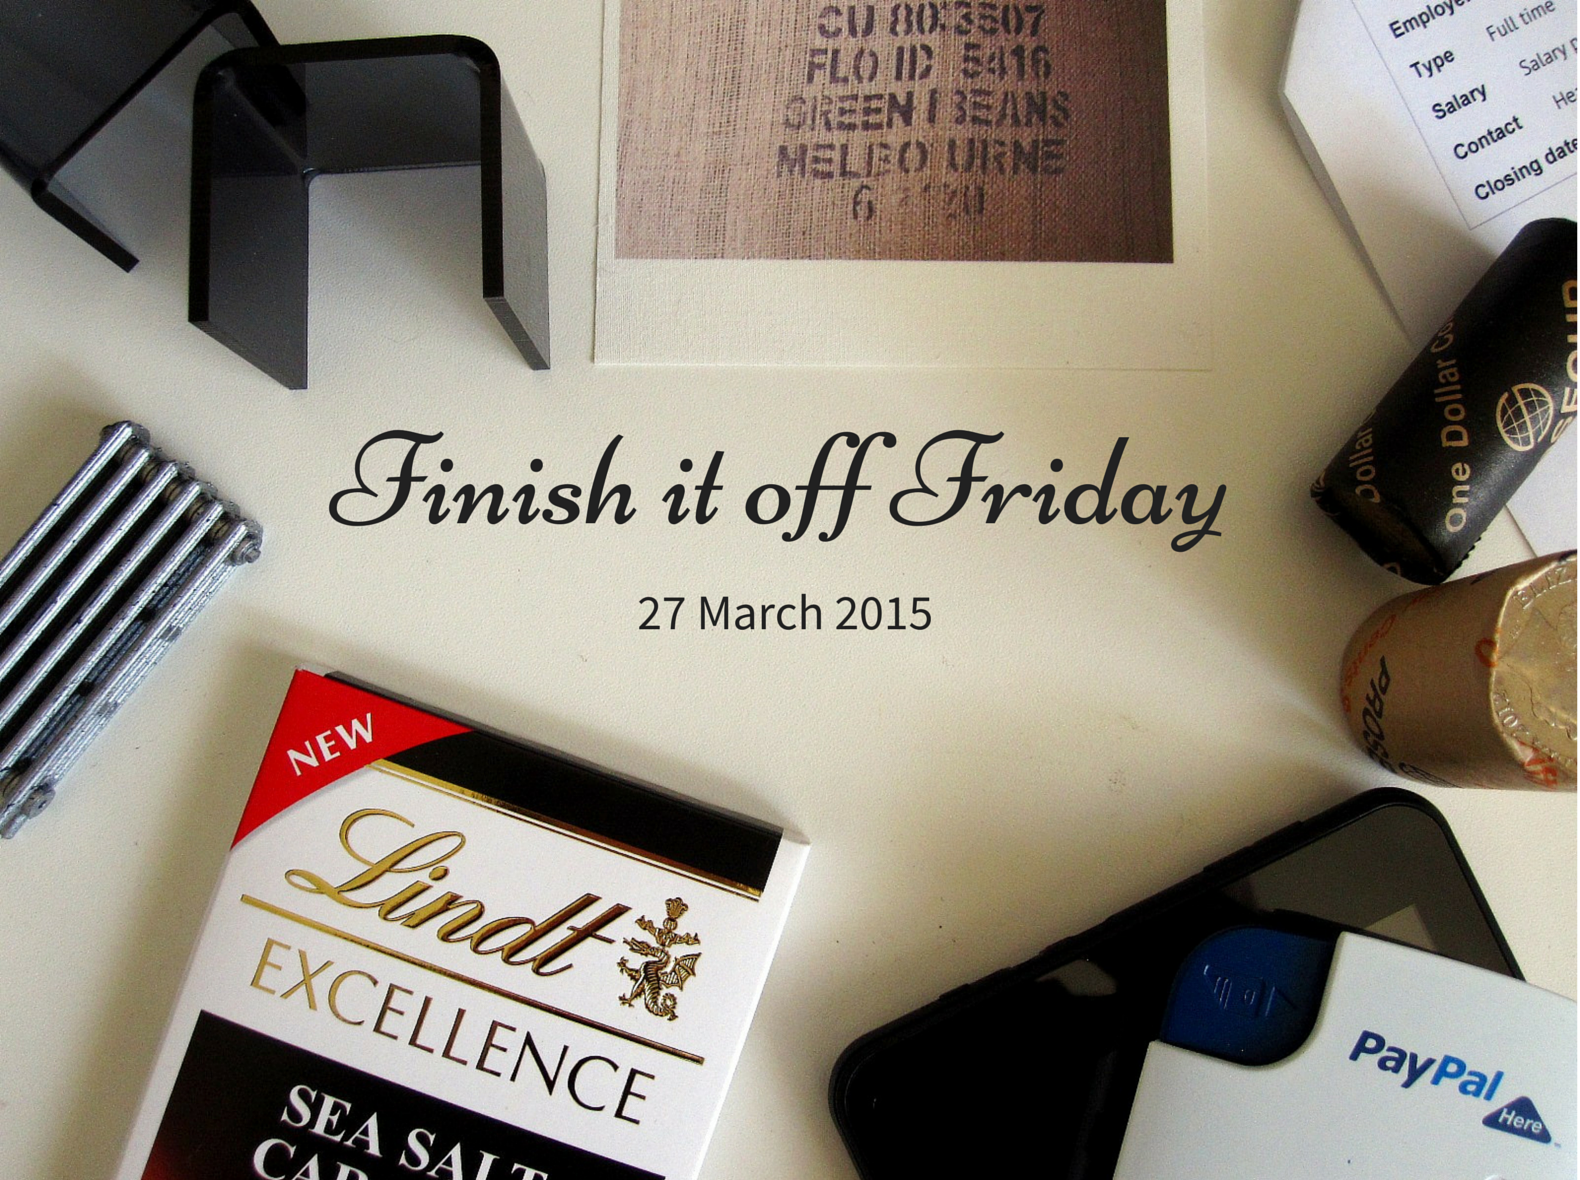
[1313,218,1577,584]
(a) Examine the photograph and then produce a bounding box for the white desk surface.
[0,3,1572,1179]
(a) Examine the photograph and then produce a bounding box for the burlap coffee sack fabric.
[615,0,1173,261]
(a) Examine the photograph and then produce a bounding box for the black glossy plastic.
[189,36,550,388]
[0,0,276,270]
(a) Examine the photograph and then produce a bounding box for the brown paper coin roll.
[1313,218,1577,583]
[1340,551,1576,790]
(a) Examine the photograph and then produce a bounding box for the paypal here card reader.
[1114,929,1575,1178]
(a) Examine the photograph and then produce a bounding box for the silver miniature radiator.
[0,422,262,837]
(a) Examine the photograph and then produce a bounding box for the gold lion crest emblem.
[618,897,701,1021]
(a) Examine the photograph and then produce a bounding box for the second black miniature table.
[189,37,551,388]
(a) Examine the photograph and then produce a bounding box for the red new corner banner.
[232,670,469,845]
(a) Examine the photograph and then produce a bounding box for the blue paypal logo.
[1348,1029,1504,1099]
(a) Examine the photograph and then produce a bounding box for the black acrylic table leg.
[189,37,551,388]
[0,0,276,270]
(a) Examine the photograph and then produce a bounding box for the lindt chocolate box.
[116,670,807,1180]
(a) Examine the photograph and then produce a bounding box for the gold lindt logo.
[284,808,630,976]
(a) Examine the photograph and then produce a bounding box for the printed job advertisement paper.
[1283,0,1576,336]
[595,0,1208,368]
[1356,0,1576,226]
